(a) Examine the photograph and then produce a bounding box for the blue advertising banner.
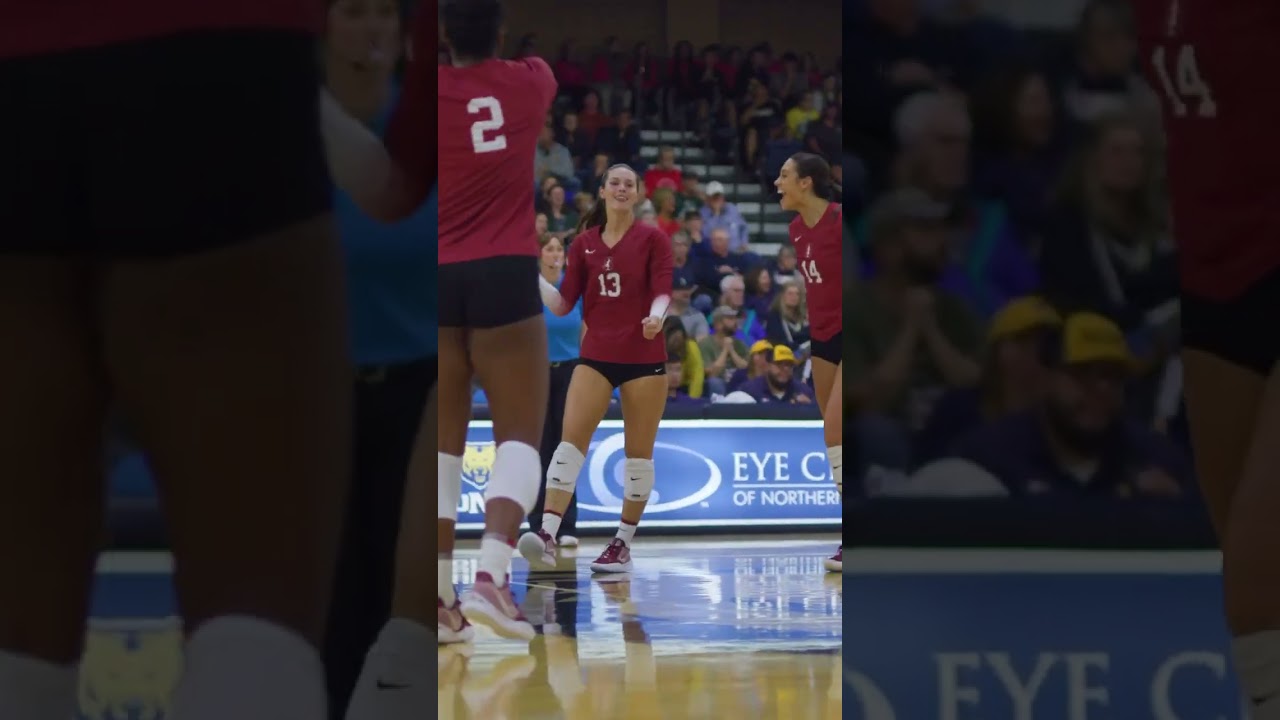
[459,419,839,531]
[845,550,1243,720]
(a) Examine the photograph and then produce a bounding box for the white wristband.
[648,294,670,320]
[539,274,564,312]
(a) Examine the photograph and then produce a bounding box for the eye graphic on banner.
[580,431,722,514]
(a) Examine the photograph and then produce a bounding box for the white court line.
[845,548,1222,575]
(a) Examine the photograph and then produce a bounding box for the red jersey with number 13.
[437,57,557,264]
[559,223,674,365]
[1135,0,1280,300]
[789,202,843,342]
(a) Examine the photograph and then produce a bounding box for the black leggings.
[529,359,579,535]
[323,356,435,719]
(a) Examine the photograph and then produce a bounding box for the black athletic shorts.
[1182,269,1280,376]
[579,358,666,388]
[0,30,330,259]
[811,331,842,366]
[439,255,542,328]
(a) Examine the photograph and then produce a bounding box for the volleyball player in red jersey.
[521,164,674,573]
[1133,1,1280,714]
[0,2,349,719]
[775,153,843,573]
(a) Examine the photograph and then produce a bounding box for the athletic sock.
[0,649,77,720]
[478,535,514,587]
[343,618,433,720]
[542,511,563,539]
[438,558,456,604]
[616,522,638,547]
[1235,630,1280,718]
[170,615,325,720]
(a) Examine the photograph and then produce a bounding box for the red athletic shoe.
[590,538,634,573]
[823,545,842,573]
[517,529,558,570]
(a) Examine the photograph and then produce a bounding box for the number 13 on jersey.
[1150,44,1217,117]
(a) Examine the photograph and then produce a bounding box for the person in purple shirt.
[739,345,816,405]
[698,181,750,253]
[950,313,1192,498]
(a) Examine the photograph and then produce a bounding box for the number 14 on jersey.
[1150,44,1217,118]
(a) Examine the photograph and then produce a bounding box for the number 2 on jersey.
[1150,45,1217,118]
[597,272,621,297]
[800,259,823,284]
[467,96,508,153]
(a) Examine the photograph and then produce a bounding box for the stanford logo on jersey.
[603,257,613,271]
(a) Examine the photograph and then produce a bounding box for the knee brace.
[438,453,462,521]
[826,445,843,495]
[547,442,585,495]
[485,441,541,514]
[623,458,655,503]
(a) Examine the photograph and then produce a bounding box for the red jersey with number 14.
[437,57,557,264]
[559,223,674,365]
[789,202,843,342]
[1135,0,1280,300]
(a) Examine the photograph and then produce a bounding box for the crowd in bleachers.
[457,33,842,409]
[848,0,1194,501]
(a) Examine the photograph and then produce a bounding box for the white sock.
[344,618,433,720]
[616,522,637,546]
[478,535,513,587]
[438,558,455,604]
[170,615,325,720]
[827,444,843,495]
[1235,630,1280,713]
[542,512,563,539]
[0,650,77,720]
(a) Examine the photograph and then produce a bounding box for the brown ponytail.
[577,163,639,233]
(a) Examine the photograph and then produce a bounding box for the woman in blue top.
[320,2,437,717]
[528,234,584,546]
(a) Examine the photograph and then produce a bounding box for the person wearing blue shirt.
[321,4,436,716]
[527,234,583,545]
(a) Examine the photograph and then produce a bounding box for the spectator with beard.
[846,189,983,433]
[700,306,751,397]
[952,313,1191,498]
[739,346,813,404]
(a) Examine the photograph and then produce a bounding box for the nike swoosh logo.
[630,477,640,482]
[555,460,566,465]
[585,249,596,254]
[377,680,410,690]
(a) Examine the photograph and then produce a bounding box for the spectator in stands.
[700,306,751,396]
[535,175,559,214]
[862,93,1037,316]
[695,47,724,122]
[694,227,750,297]
[729,340,774,392]
[573,191,594,226]
[710,100,740,165]
[771,52,811,103]
[1059,0,1159,130]
[534,125,579,191]
[623,41,662,116]
[663,317,704,398]
[680,209,705,252]
[847,189,984,433]
[596,109,642,167]
[545,184,578,241]
[972,65,1067,246]
[744,265,776,318]
[786,91,820,140]
[916,296,1063,464]
[1039,113,1176,348]
[670,274,710,340]
[718,274,766,345]
[643,147,683,193]
[766,281,811,355]
[535,213,549,236]
[740,346,814,405]
[772,244,801,286]
[676,173,704,216]
[578,90,613,143]
[762,121,803,194]
[583,153,611,195]
[557,111,593,168]
[650,189,681,237]
[952,313,1191,498]
[553,39,589,101]
[589,37,627,114]
[735,45,773,99]
[666,41,702,127]
[664,351,703,407]
[740,79,784,167]
[936,0,1024,74]
[671,231,698,286]
[805,103,843,164]
[699,181,750,252]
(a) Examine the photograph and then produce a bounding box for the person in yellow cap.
[951,312,1192,499]
[738,346,814,404]
[728,340,775,393]
[916,296,1062,463]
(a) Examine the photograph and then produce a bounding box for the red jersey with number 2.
[437,57,557,264]
[1135,0,1280,300]
[789,202,843,342]
[559,223,674,365]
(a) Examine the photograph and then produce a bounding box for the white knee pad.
[438,453,462,521]
[826,445,843,495]
[623,458,655,503]
[485,441,542,514]
[547,442,585,495]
